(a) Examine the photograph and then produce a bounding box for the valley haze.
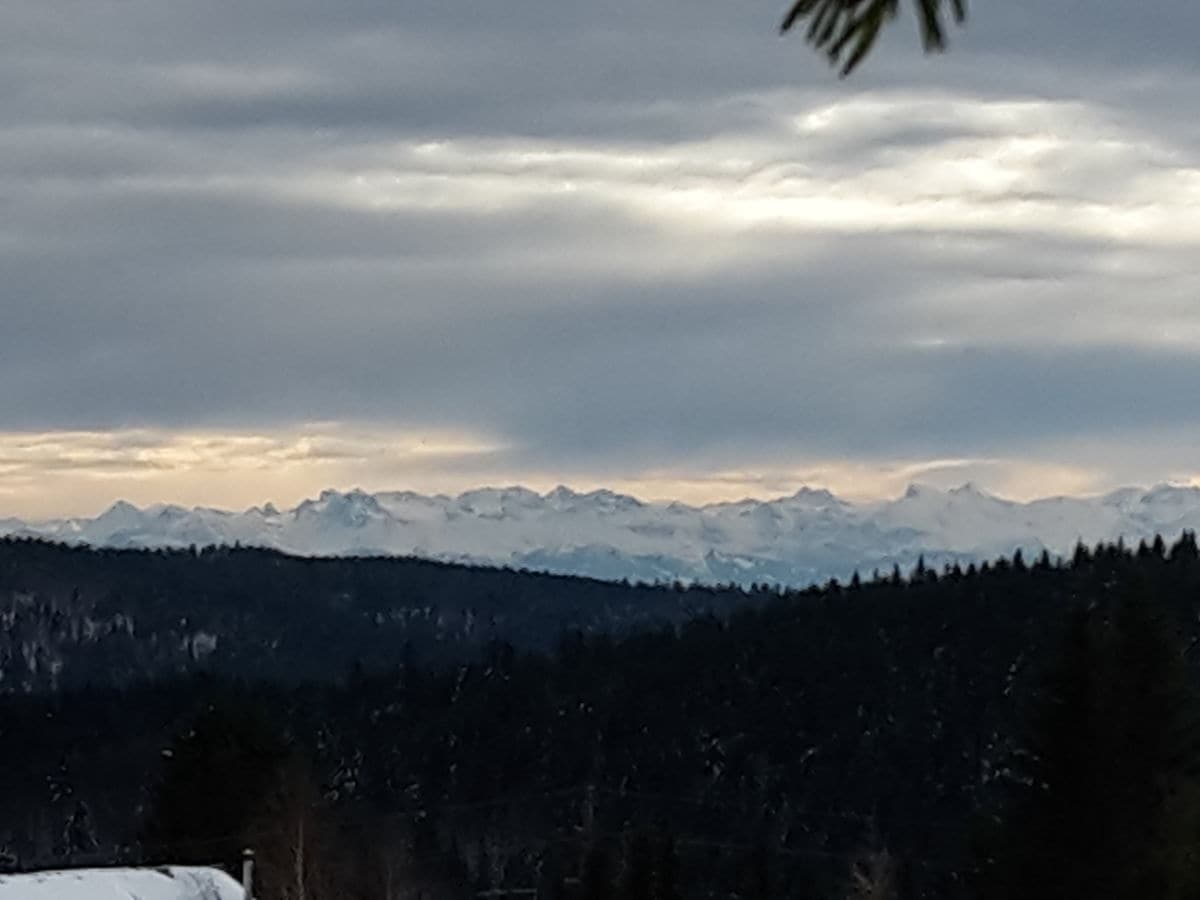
[5,481,1199,587]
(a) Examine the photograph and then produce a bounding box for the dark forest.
[4,535,1200,898]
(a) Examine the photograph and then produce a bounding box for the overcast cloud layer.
[5,0,1200,517]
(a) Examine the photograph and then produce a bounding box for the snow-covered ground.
[5,482,1200,587]
[0,867,243,900]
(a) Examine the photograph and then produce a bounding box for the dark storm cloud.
[4,0,1200,499]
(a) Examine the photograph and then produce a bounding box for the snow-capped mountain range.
[5,482,1200,587]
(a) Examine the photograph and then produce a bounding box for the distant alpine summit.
[5,482,1200,587]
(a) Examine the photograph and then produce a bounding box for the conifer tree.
[1171,531,1199,562]
[62,801,96,858]
[582,841,615,900]
[653,833,681,900]
[741,835,771,900]
[975,609,1105,899]
[143,699,288,868]
[977,592,1200,899]
[623,832,654,900]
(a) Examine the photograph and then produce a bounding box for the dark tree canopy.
[143,699,289,868]
[780,0,967,75]
[12,536,1200,895]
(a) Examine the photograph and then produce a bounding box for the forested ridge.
[4,535,1200,898]
[0,537,753,692]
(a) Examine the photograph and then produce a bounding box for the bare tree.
[363,817,428,900]
[249,756,342,900]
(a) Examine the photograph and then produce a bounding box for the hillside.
[0,538,751,693]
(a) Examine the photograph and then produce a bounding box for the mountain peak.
[902,483,939,501]
[458,485,542,506]
[581,488,643,510]
[546,485,580,501]
[787,486,839,506]
[95,500,145,526]
[950,482,990,499]
[295,488,386,528]
[82,500,150,540]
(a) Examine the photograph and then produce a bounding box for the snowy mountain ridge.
[5,482,1200,587]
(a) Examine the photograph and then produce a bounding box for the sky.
[5,0,1200,518]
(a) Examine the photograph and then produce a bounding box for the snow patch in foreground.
[0,867,243,900]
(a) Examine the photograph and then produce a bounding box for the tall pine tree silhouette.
[623,832,654,900]
[143,698,288,868]
[977,590,1200,899]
